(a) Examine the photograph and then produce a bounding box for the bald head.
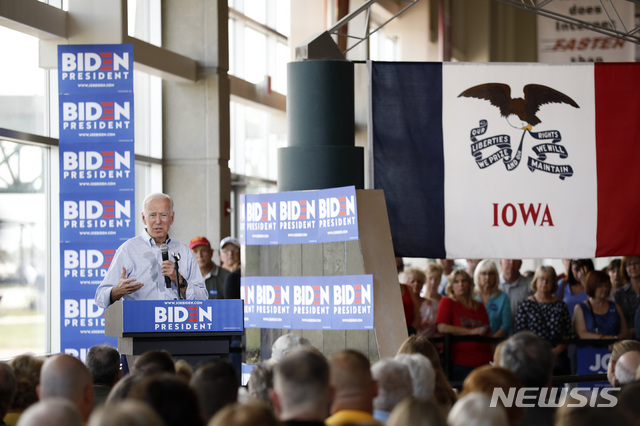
[615,350,640,386]
[17,398,82,426]
[39,354,94,421]
[329,349,376,414]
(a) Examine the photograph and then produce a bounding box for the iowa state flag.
[370,62,640,259]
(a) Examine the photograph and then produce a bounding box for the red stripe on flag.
[595,63,640,256]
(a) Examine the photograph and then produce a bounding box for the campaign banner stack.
[58,44,135,359]
[240,186,359,245]
[239,186,374,331]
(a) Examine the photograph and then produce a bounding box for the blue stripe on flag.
[371,62,445,258]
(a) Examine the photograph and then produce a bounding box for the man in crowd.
[85,344,122,409]
[371,359,413,424]
[95,193,207,308]
[326,349,383,426]
[16,399,82,426]
[607,340,640,386]
[270,349,333,426]
[499,331,555,426]
[613,350,640,386]
[220,237,241,272]
[189,236,229,299]
[38,354,94,423]
[498,259,532,318]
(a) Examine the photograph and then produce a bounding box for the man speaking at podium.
[95,193,208,308]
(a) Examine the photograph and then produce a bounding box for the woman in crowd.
[399,272,419,336]
[614,256,640,336]
[514,265,572,375]
[436,269,493,382]
[573,270,627,340]
[397,335,457,413]
[406,266,442,338]
[556,259,592,321]
[459,366,524,426]
[473,260,511,338]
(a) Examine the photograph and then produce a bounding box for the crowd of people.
[399,257,638,382]
[2,331,640,426]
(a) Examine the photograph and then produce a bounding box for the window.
[229,0,289,94]
[0,140,49,358]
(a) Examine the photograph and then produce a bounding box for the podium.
[105,299,244,373]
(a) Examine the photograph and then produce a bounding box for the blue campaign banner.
[242,186,359,245]
[241,275,373,330]
[60,192,135,243]
[58,44,133,94]
[60,142,134,192]
[120,300,244,333]
[63,339,117,363]
[244,192,279,245]
[59,92,134,143]
[60,240,121,290]
[276,190,320,244]
[61,290,108,337]
[315,186,359,243]
[576,346,611,388]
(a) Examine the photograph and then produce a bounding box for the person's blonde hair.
[426,263,443,277]
[387,396,446,426]
[208,401,281,426]
[396,336,457,410]
[530,265,558,294]
[404,267,426,283]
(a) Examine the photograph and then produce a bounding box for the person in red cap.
[189,236,230,299]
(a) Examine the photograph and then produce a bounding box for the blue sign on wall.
[60,192,135,242]
[59,92,135,143]
[58,44,134,357]
[58,44,134,94]
[60,142,134,192]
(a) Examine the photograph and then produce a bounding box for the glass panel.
[244,27,267,84]
[128,0,162,46]
[133,71,162,158]
[230,100,285,181]
[273,41,288,94]
[244,0,267,24]
[275,0,290,37]
[0,140,48,358]
[0,27,46,135]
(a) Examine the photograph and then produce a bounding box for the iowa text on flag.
[370,62,640,259]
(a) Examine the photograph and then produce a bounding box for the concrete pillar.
[161,0,231,244]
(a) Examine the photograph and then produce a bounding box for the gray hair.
[142,193,174,213]
[448,392,508,426]
[371,359,413,412]
[499,331,554,388]
[270,333,312,363]
[393,353,435,399]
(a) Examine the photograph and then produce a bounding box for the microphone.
[160,244,171,288]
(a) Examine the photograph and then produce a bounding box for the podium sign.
[118,300,243,333]
[105,299,244,371]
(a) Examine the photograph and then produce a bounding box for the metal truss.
[327,0,420,55]
[493,0,640,44]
